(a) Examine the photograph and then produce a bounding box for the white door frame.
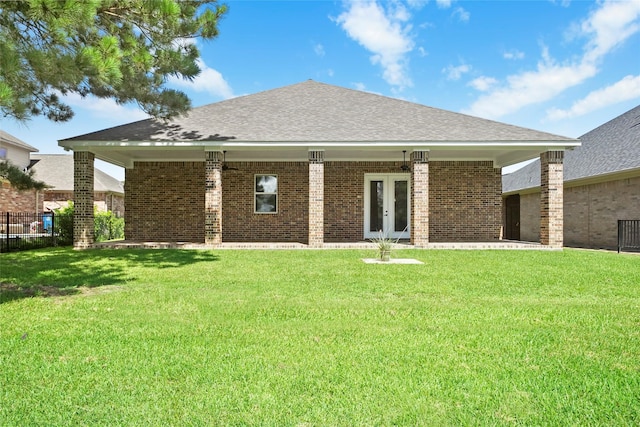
[364,173,411,239]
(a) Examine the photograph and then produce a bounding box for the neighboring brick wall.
[223,162,309,242]
[44,191,124,216]
[324,162,403,242]
[0,181,42,212]
[125,162,205,242]
[505,175,640,249]
[43,191,74,211]
[565,176,640,249]
[105,193,125,216]
[429,161,502,242]
[519,192,540,242]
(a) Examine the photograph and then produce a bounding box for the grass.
[1,247,639,426]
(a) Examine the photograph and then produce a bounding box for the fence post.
[5,212,9,253]
[51,211,56,246]
[618,220,622,253]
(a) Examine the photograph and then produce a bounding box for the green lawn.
[1,248,639,426]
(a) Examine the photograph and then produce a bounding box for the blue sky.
[2,0,640,180]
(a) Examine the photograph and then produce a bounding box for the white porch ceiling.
[61,141,578,169]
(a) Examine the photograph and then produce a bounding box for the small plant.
[371,230,394,261]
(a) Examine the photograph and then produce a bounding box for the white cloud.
[464,0,640,119]
[169,59,235,100]
[335,0,415,89]
[353,82,367,91]
[418,46,428,57]
[465,48,597,119]
[314,43,326,57]
[453,7,470,23]
[503,50,525,60]
[547,74,640,120]
[469,76,498,92]
[62,92,148,121]
[406,0,428,9]
[582,0,640,63]
[443,64,471,80]
[436,0,452,8]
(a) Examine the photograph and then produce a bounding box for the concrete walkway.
[93,240,556,250]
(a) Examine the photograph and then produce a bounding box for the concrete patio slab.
[362,258,424,264]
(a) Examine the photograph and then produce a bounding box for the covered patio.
[60,81,578,249]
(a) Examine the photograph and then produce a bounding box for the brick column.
[411,151,429,247]
[73,151,95,249]
[308,150,324,248]
[540,151,564,248]
[205,151,223,246]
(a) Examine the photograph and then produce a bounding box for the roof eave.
[59,139,580,150]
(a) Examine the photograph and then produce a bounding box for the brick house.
[0,130,42,213]
[59,80,578,249]
[502,104,640,249]
[30,154,124,216]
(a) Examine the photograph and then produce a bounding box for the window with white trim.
[255,174,277,213]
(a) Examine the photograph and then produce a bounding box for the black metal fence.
[0,212,73,253]
[618,220,640,253]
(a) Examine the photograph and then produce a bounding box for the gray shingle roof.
[31,154,123,193]
[62,80,575,143]
[503,104,640,193]
[0,130,38,152]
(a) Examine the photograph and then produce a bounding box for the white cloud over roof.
[61,93,149,122]
[547,74,640,120]
[465,0,640,120]
[335,0,415,89]
[169,59,235,100]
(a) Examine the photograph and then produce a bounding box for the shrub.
[53,202,124,244]
[94,210,124,242]
[53,203,74,246]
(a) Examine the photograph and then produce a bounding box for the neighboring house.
[0,130,42,212]
[502,105,640,249]
[59,80,578,249]
[30,154,124,216]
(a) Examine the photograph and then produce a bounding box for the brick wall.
[73,151,95,249]
[125,160,503,243]
[125,162,205,242]
[223,162,309,242]
[519,192,540,242]
[308,151,324,247]
[565,176,640,249]
[540,151,564,247]
[429,161,502,242]
[43,191,124,216]
[105,193,125,216]
[0,181,42,212]
[324,162,403,242]
[411,152,429,246]
[505,175,640,249]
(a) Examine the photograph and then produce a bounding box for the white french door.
[364,174,411,239]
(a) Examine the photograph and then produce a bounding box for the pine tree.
[0,0,227,122]
[0,161,47,191]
